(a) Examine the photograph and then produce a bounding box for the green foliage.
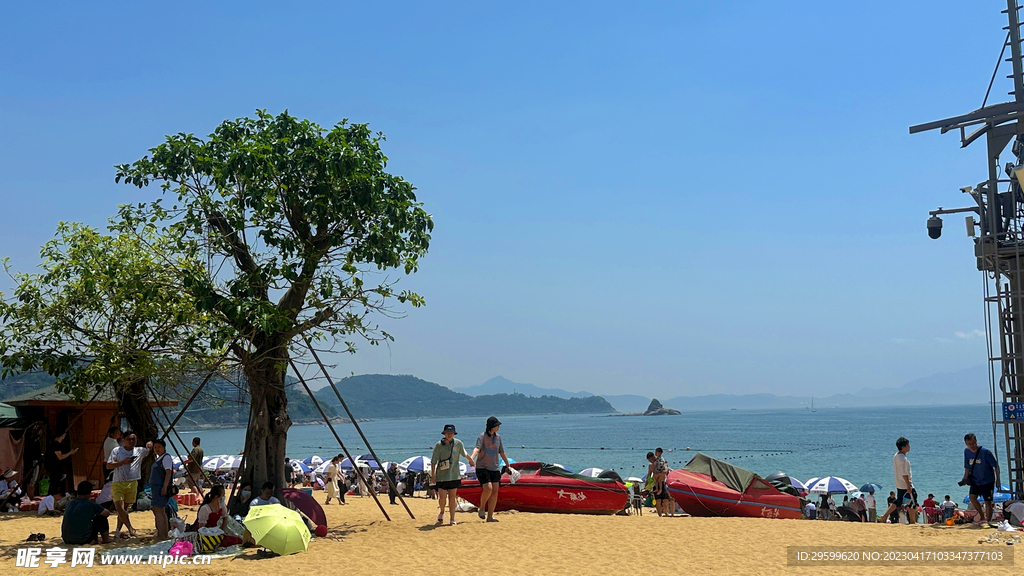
[0,223,215,401]
[313,374,617,419]
[113,110,433,358]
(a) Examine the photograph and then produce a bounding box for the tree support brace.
[301,336,415,520]
[288,359,400,521]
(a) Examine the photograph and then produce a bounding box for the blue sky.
[0,2,1010,398]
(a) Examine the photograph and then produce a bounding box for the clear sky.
[0,2,1012,398]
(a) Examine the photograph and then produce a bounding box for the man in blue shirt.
[961,433,1000,525]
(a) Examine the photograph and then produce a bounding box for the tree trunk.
[116,376,160,486]
[240,344,291,496]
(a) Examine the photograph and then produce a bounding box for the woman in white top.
[325,456,340,505]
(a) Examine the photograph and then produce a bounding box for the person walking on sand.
[325,456,340,505]
[470,416,510,522]
[646,452,671,517]
[387,462,399,505]
[879,437,916,524]
[107,433,151,538]
[183,437,204,497]
[961,432,1000,526]
[431,424,474,526]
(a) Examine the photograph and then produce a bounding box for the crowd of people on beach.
[6,416,1019,551]
[800,433,1012,528]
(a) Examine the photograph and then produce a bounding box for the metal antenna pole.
[912,1,1024,500]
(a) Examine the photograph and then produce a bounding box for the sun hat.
[442,424,457,435]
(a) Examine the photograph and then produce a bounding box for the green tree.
[0,222,215,442]
[115,110,432,489]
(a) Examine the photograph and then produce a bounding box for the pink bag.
[168,541,193,557]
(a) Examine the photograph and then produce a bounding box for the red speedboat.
[459,462,629,515]
[666,453,802,519]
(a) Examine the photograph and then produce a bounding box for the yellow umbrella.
[244,504,311,556]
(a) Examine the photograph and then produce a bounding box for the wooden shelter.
[5,385,176,488]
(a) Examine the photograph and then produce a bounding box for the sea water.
[179,404,996,503]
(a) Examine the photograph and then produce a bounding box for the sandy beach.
[0,494,1018,575]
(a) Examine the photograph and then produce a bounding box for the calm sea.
[179,404,995,502]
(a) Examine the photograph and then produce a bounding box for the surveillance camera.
[960,186,973,194]
[927,215,943,239]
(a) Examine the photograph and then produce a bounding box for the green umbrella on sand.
[244,504,311,556]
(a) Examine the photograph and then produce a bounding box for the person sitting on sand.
[804,500,817,520]
[431,424,474,526]
[191,485,242,547]
[940,494,958,520]
[229,482,253,518]
[250,482,280,507]
[61,481,111,545]
[37,494,58,516]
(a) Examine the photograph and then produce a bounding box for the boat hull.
[666,470,802,519]
[458,463,628,515]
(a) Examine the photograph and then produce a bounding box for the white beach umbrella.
[578,468,604,477]
[315,459,332,474]
[806,476,858,495]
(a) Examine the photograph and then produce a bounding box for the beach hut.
[5,384,176,488]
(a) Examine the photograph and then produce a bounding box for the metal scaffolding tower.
[911,0,1024,498]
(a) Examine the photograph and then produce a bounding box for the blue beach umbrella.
[302,455,323,467]
[963,485,1013,504]
[789,477,807,491]
[804,477,820,491]
[289,460,311,473]
[859,483,882,494]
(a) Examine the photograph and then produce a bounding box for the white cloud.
[955,329,985,339]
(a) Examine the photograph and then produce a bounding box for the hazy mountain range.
[455,366,990,412]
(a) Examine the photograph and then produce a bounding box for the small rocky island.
[609,398,681,417]
[642,398,681,416]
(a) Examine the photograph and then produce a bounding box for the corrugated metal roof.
[4,385,175,406]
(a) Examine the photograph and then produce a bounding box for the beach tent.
[806,476,858,495]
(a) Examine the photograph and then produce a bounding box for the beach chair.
[922,506,940,524]
[629,484,643,516]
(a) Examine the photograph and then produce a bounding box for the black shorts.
[896,488,918,507]
[969,482,995,502]
[436,479,462,491]
[653,484,671,500]
[476,468,502,484]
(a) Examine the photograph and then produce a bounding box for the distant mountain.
[315,374,615,418]
[454,376,594,399]
[855,364,988,398]
[663,366,992,411]
[602,394,652,414]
